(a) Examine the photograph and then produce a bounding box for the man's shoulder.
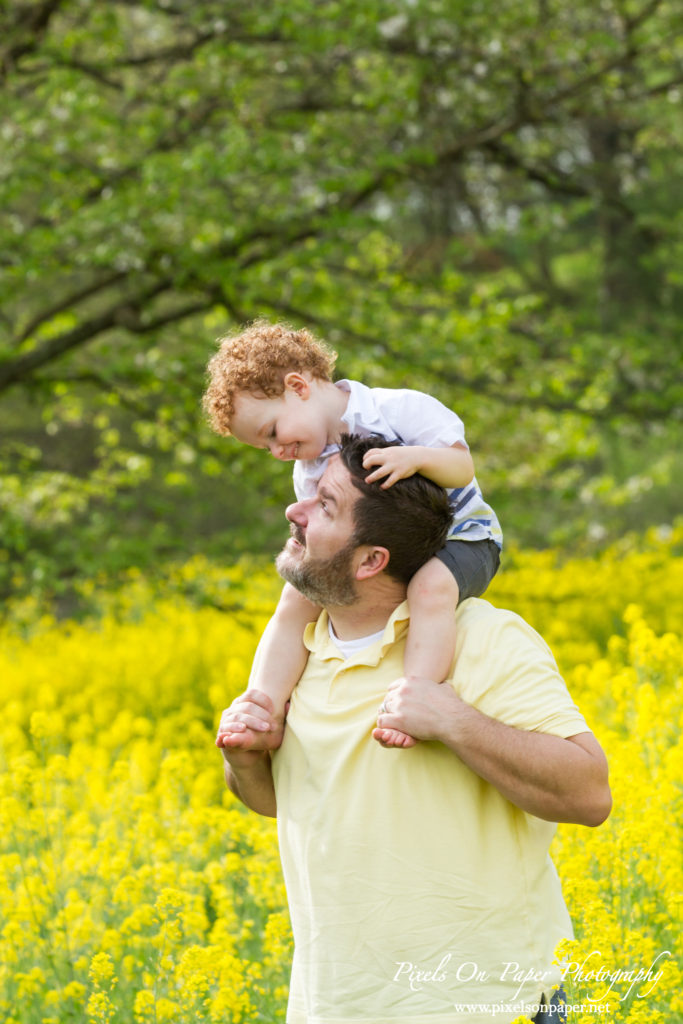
[455,597,553,657]
[452,600,588,738]
[456,596,519,626]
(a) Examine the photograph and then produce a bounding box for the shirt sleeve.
[292,460,307,501]
[370,387,468,449]
[292,455,328,500]
[451,604,590,739]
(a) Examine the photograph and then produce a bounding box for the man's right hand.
[216,689,285,754]
[217,691,279,817]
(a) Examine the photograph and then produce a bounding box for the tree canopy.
[1,0,682,611]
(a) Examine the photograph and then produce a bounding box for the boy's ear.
[283,371,311,399]
[354,546,390,581]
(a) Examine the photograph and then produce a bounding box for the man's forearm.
[223,751,277,818]
[438,699,611,826]
[375,677,611,826]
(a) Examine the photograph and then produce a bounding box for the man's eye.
[320,501,329,514]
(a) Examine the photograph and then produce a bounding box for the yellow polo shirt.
[271,598,589,1024]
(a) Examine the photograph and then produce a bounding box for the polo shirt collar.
[303,600,410,667]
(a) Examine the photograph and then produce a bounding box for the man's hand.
[374,675,459,744]
[217,691,279,817]
[216,690,285,753]
[374,676,611,826]
[363,446,423,488]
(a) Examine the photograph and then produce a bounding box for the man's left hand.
[374,675,461,745]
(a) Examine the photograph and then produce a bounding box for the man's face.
[276,455,360,606]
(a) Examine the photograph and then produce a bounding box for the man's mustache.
[290,524,306,546]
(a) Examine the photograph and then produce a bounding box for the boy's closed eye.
[260,425,276,450]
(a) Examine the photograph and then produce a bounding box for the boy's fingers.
[365,464,392,481]
[362,449,390,469]
[218,729,259,749]
[219,713,270,733]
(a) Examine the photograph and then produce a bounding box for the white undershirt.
[328,621,386,660]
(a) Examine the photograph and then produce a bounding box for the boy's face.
[230,373,330,462]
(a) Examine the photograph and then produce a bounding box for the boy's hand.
[216,690,285,753]
[363,446,424,488]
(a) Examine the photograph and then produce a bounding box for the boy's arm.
[363,442,474,489]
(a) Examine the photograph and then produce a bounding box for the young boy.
[205,320,502,749]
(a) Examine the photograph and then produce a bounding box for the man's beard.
[276,530,358,606]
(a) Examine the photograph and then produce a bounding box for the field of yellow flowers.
[1,528,681,1023]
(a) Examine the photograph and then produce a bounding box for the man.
[218,435,611,1024]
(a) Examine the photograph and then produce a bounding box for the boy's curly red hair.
[203,320,337,436]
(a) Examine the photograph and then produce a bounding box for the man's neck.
[326,577,407,641]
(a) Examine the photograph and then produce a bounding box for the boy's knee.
[408,558,459,605]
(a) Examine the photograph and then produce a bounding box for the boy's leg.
[374,557,459,749]
[404,557,460,681]
[217,583,320,751]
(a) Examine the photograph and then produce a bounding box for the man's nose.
[285,500,309,527]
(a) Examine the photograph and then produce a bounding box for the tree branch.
[130,298,216,334]
[47,55,124,91]
[623,0,664,33]
[0,281,170,394]
[104,29,285,69]
[256,298,678,422]
[0,0,66,81]
[15,271,128,346]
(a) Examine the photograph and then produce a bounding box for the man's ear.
[354,546,390,581]
[283,371,311,399]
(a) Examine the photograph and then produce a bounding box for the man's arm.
[222,749,277,817]
[375,676,611,826]
[217,690,279,817]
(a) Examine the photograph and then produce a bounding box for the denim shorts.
[434,538,501,603]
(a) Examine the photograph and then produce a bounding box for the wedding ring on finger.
[379,700,389,715]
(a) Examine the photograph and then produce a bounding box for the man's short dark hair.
[338,434,452,584]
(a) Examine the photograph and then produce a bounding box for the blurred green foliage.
[1,0,681,615]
